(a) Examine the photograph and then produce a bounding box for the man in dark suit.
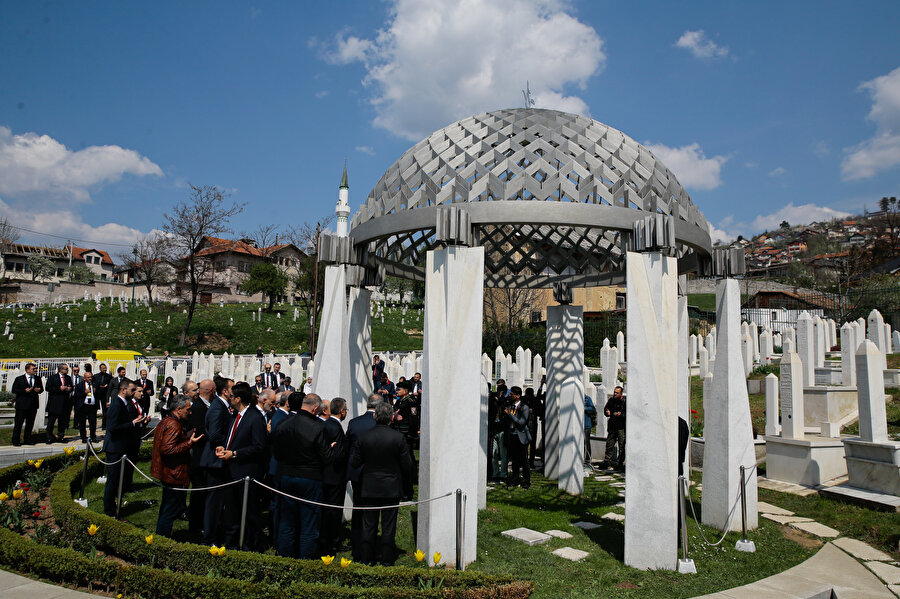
[74,371,101,442]
[45,363,73,443]
[267,390,296,548]
[185,379,209,537]
[272,362,285,388]
[11,362,43,446]
[106,366,127,425]
[200,376,234,546]
[505,386,532,489]
[216,381,268,550]
[102,379,148,517]
[260,363,277,389]
[92,363,112,427]
[136,369,154,415]
[372,355,385,386]
[319,396,349,554]
[277,377,295,394]
[346,393,381,562]
[350,401,413,566]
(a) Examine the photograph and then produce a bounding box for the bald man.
[188,379,214,536]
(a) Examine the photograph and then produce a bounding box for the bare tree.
[240,223,284,259]
[284,216,334,354]
[119,232,173,303]
[164,185,244,347]
[0,217,20,247]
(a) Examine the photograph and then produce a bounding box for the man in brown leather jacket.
[151,394,203,536]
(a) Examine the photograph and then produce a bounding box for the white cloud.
[708,222,737,244]
[0,126,162,201]
[644,142,728,190]
[744,161,757,168]
[355,145,376,155]
[750,203,849,232]
[842,65,900,180]
[315,90,329,99]
[812,140,830,157]
[675,30,729,60]
[768,166,786,176]
[323,0,605,141]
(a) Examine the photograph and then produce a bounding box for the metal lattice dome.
[348,108,713,288]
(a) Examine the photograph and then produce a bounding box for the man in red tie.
[46,364,73,443]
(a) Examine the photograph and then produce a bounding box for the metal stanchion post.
[677,476,697,574]
[115,458,126,519]
[455,489,465,571]
[239,476,250,549]
[78,442,90,500]
[735,465,756,552]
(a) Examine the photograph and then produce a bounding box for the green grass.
[78,457,818,598]
[841,391,900,438]
[687,294,716,312]
[0,301,423,358]
[689,376,766,437]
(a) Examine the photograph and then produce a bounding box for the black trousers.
[223,475,261,551]
[202,467,230,546]
[350,482,365,562]
[103,453,134,517]
[188,466,208,536]
[76,405,99,441]
[507,435,530,487]
[46,407,72,440]
[359,497,399,566]
[12,404,37,444]
[319,481,346,552]
[605,427,626,466]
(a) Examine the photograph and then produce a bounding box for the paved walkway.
[0,569,101,598]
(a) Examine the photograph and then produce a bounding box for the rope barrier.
[124,457,244,492]
[253,479,454,511]
[85,440,126,467]
[684,464,757,547]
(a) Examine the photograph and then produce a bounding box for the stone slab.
[552,547,590,562]
[571,521,600,530]
[615,501,626,507]
[601,512,625,522]
[757,501,794,516]
[544,529,573,539]
[0,568,100,598]
[832,537,893,562]
[594,475,615,481]
[501,527,552,546]
[888,583,899,597]
[756,476,820,496]
[820,484,900,512]
[867,561,900,585]
[760,514,813,524]
[790,521,840,538]
[609,481,626,488]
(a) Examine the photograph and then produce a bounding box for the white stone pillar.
[600,339,611,386]
[494,346,504,379]
[698,345,709,378]
[348,286,373,420]
[596,383,608,438]
[764,373,779,436]
[750,322,760,364]
[689,334,698,366]
[796,312,815,388]
[840,322,856,388]
[677,296,690,481]
[419,246,483,568]
[813,316,826,367]
[478,375,489,509]
[866,310,888,370]
[885,324,892,354]
[741,334,754,377]
[893,330,900,355]
[481,354,493,385]
[856,340,888,443]
[545,304,584,490]
[523,348,532,381]
[313,265,351,403]
[702,279,758,533]
[616,330,626,364]
[779,352,805,439]
[532,354,543,389]
[624,251,678,571]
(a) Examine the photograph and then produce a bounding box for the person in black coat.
[350,401,414,566]
[200,376,235,546]
[45,364,73,443]
[345,393,380,562]
[184,379,209,536]
[215,381,267,551]
[92,363,112,425]
[11,363,43,446]
[319,397,349,554]
[74,371,101,442]
[505,386,532,489]
[102,379,148,517]
[105,366,127,425]
[136,369,154,416]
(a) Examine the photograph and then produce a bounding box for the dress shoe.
[90,437,99,443]
[24,440,36,445]
[12,441,21,447]
[45,438,53,445]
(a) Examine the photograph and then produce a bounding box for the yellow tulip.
[340,557,351,568]
[145,534,153,545]
[34,459,43,468]
[27,459,34,466]
[64,447,75,455]
[321,555,335,565]
[414,549,425,562]
[209,545,225,556]
[12,489,23,499]
[433,552,442,565]
[87,524,99,536]
[0,492,7,501]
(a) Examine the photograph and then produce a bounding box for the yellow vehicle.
[0,358,36,370]
[90,350,145,364]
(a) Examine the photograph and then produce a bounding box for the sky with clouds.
[0,0,898,253]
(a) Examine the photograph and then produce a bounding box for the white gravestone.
[866,310,888,370]
[765,373,779,436]
[796,312,815,388]
[840,322,856,387]
[779,352,805,439]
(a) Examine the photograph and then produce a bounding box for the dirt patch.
[616,582,640,590]
[183,332,233,352]
[779,525,824,549]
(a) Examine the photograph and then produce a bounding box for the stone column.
[796,312,815,388]
[867,310,888,370]
[751,322,760,363]
[702,279,758,533]
[624,251,678,571]
[545,303,585,489]
[348,286,373,420]
[677,296,690,481]
[813,316,826,368]
[312,265,351,403]
[698,345,709,378]
[765,373,779,437]
[840,322,856,388]
[419,246,484,568]
[779,352,805,439]
[741,334,754,377]
[689,334,698,366]
[856,340,888,443]
[616,330,626,364]
[478,375,489,509]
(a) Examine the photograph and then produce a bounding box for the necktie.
[86,384,94,405]
[28,376,33,387]
[226,413,242,449]
[132,398,143,417]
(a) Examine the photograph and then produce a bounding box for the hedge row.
[39,451,532,598]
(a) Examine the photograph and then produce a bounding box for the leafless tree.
[119,232,173,303]
[163,184,245,347]
[240,223,284,259]
[0,217,19,247]
[284,216,334,354]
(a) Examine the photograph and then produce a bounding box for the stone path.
[0,568,98,598]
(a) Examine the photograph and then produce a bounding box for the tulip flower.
[145,534,153,545]
[209,545,225,556]
[0,492,8,501]
[12,489,23,499]
[414,549,425,562]
[433,552,442,565]
[34,459,43,468]
[87,524,99,536]
[321,555,335,565]
[26,460,34,466]
[64,447,75,455]
[340,557,351,568]
[32,511,40,518]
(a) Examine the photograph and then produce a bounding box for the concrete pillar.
[689,334,699,366]
[813,316,826,368]
[348,286,373,420]
[741,334,754,377]
[856,340,888,443]
[677,296,690,481]
[796,312,815,388]
[698,345,709,378]
[867,310,888,370]
[478,375,489,509]
[702,279,758,533]
[779,352,805,439]
[312,265,351,403]
[624,251,678,571]
[750,322,760,363]
[546,304,585,490]
[419,246,484,568]
[840,322,856,388]
[765,373,779,436]
[523,348,532,381]
[616,330,626,363]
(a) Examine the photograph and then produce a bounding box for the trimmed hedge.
[22,450,533,598]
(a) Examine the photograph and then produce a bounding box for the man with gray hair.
[345,393,382,561]
[151,393,203,536]
[187,379,212,537]
[319,397,349,553]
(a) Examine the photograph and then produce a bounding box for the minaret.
[336,160,350,237]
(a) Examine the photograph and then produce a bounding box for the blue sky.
[1,0,899,256]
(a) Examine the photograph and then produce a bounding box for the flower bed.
[0,449,531,598]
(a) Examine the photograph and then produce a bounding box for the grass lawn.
[841,390,900,438]
[689,375,766,437]
[78,453,819,598]
[687,294,716,312]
